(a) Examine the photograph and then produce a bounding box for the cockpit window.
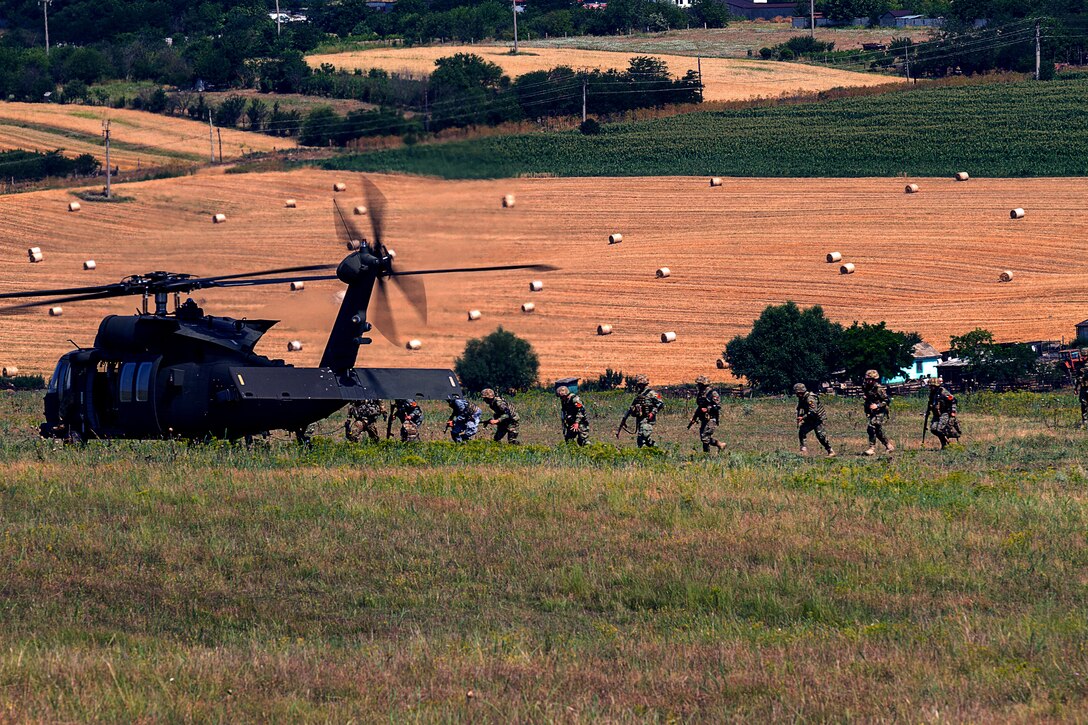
[119,363,135,403]
[49,360,70,394]
[135,363,153,403]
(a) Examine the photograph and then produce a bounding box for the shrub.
[454,327,539,393]
[580,118,601,135]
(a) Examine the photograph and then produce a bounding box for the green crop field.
[1,389,1086,720]
[324,78,1088,179]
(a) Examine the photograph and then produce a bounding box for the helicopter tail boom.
[229,365,460,402]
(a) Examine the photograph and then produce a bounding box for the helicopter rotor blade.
[0,289,130,313]
[389,274,427,324]
[361,176,388,254]
[391,263,559,277]
[369,277,399,346]
[0,282,125,300]
[199,264,339,283]
[200,274,341,289]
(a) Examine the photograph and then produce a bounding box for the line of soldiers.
[343,372,965,452]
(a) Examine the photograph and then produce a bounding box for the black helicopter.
[0,178,553,442]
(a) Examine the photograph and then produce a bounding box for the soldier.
[446,395,481,442]
[861,370,894,456]
[794,383,835,457]
[556,385,589,446]
[926,377,960,449]
[1077,366,1088,427]
[481,388,520,444]
[390,399,423,442]
[618,374,665,448]
[689,375,726,453]
[344,399,386,443]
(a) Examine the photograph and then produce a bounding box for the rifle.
[922,390,934,448]
[615,410,632,438]
[386,401,394,439]
[687,408,703,430]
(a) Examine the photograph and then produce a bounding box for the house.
[1076,318,1088,343]
[365,0,396,11]
[723,0,796,21]
[885,341,942,383]
[791,13,869,28]
[935,357,968,385]
[879,10,943,28]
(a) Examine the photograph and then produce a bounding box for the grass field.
[4,170,1088,383]
[306,45,898,103]
[326,77,1088,178]
[0,102,295,171]
[0,388,1086,720]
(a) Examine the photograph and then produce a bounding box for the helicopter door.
[114,357,162,436]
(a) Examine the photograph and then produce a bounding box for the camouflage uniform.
[482,389,520,444]
[446,397,481,442]
[693,376,726,453]
[345,399,386,443]
[862,371,893,455]
[627,375,665,448]
[392,399,423,442]
[927,379,960,449]
[1078,368,1088,427]
[557,386,589,446]
[795,383,834,456]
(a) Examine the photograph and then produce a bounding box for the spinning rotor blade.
[369,278,399,346]
[201,274,341,289]
[392,263,559,277]
[0,282,124,300]
[0,289,130,313]
[199,264,338,283]
[390,274,427,324]
[361,176,388,254]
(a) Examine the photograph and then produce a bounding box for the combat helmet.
[928,377,943,387]
[556,385,570,397]
[481,388,496,400]
[792,383,807,395]
[865,369,880,381]
[695,375,709,386]
[633,374,649,388]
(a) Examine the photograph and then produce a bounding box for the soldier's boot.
[716,441,727,452]
[885,441,895,452]
[862,446,876,456]
[799,446,808,456]
[826,449,837,458]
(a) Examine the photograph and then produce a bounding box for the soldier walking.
[390,399,423,442]
[345,399,386,443]
[926,377,960,449]
[861,370,894,455]
[556,385,589,446]
[446,395,481,442]
[481,388,520,444]
[690,375,726,453]
[1077,366,1088,427]
[618,374,665,448]
[794,383,835,457]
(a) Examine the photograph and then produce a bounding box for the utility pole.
[40,0,52,55]
[581,75,587,123]
[208,110,216,163]
[904,44,911,82]
[1035,19,1041,80]
[809,0,815,38]
[275,0,282,36]
[217,128,223,164]
[102,119,111,199]
[697,56,703,102]
[512,0,519,53]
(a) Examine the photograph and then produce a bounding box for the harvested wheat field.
[306,46,898,102]
[0,102,295,170]
[1,170,1084,383]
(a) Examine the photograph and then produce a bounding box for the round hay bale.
[840,263,856,275]
[48,307,63,317]
[290,281,305,292]
[83,260,96,271]
[212,213,227,224]
[954,172,970,181]
[502,194,516,208]
[406,339,423,351]
[467,309,482,321]
[2,366,19,377]
[1010,208,1025,219]
[346,239,363,251]
[285,199,297,208]
[28,250,43,264]
[521,302,536,313]
[709,177,723,187]
[655,267,671,278]
[826,252,842,263]
[67,201,81,212]
[905,183,920,194]
[529,280,543,292]
[287,340,303,352]
[660,331,677,343]
[716,359,730,370]
[333,182,346,192]
[353,205,367,216]
[999,270,1014,282]
[608,233,623,244]
[597,324,613,335]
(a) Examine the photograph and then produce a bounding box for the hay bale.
[840,263,856,275]
[999,270,1014,282]
[353,205,367,216]
[406,339,423,350]
[709,177,723,187]
[716,359,730,370]
[83,260,96,271]
[212,213,227,224]
[597,324,613,335]
[660,331,677,343]
[346,239,363,251]
[285,199,297,208]
[608,233,623,244]
[67,201,81,212]
[48,307,63,317]
[521,302,535,313]
[655,267,670,278]
[28,249,43,263]
[529,280,543,292]
[2,366,19,377]
[502,194,516,208]
[333,182,346,192]
[290,281,305,292]
[467,309,482,321]
[826,252,842,263]
[905,183,920,194]
[1010,208,1025,219]
[287,340,303,352]
[954,172,970,181]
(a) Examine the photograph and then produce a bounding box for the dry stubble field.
[306,45,899,102]
[0,170,1083,382]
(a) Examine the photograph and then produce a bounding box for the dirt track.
[0,170,1083,383]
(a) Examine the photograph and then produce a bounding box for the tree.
[839,322,921,383]
[454,327,539,393]
[725,301,843,394]
[690,0,732,29]
[949,327,1038,386]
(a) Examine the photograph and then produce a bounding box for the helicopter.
[0,177,554,442]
